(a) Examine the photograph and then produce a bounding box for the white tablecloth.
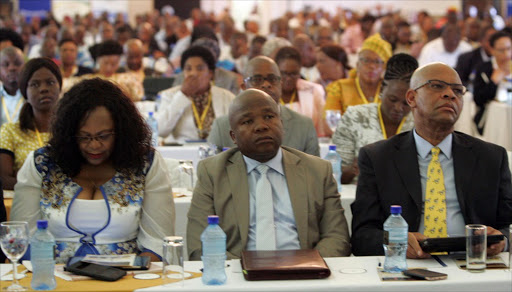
[137,254,512,292]
[483,101,512,151]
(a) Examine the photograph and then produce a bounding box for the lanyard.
[378,103,407,139]
[280,91,297,105]
[191,89,212,132]
[1,97,23,123]
[34,125,44,147]
[355,77,381,104]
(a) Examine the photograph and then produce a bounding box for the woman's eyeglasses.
[76,132,115,144]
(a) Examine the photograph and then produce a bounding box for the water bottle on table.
[30,220,56,290]
[324,145,342,192]
[383,205,408,273]
[201,215,227,285]
[147,112,159,147]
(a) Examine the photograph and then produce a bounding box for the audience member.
[0,28,24,51]
[325,33,392,114]
[187,88,350,260]
[248,35,266,60]
[58,39,93,78]
[473,31,512,134]
[274,46,328,137]
[418,24,472,67]
[11,78,175,263]
[315,44,350,88]
[207,56,319,156]
[157,46,235,143]
[314,26,333,47]
[269,17,290,40]
[261,37,292,59]
[230,32,249,74]
[0,46,25,126]
[341,13,376,54]
[393,21,413,55]
[0,58,62,190]
[378,15,397,45]
[351,62,512,257]
[332,53,418,184]
[292,34,319,82]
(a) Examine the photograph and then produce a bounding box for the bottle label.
[383,230,389,245]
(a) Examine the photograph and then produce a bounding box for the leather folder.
[240,249,331,281]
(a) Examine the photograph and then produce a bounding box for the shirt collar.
[0,85,21,99]
[413,129,452,159]
[243,148,284,176]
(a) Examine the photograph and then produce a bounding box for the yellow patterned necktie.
[423,147,448,238]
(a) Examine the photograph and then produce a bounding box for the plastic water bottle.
[383,205,408,273]
[324,145,342,192]
[30,220,56,290]
[155,94,162,112]
[147,112,159,147]
[200,215,227,285]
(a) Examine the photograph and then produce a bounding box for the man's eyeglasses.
[414,79,467,98]
[359,57,384,66]
[244,75,281,86]
[76,132,115,144]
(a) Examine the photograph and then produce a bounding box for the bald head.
[125,38,143,71]
[229,88,278,128]
[0,46,24,92]
[410,62,461,90]
[243,56,282,102]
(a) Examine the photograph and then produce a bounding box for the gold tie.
[423,147,448,238]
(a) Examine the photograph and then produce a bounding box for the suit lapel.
[452,132,474,218]
[282,148,309,249]
[226,152,251,249]
[393,131,423,212]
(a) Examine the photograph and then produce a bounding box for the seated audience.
[332,53,418,184]
[351,62,512,257]
[315,44,350,88]
[157,46,235,143]
[187,88,350,260]
[0,58,61,190]
[472,31,512,134]
[292,34,320,82]
[274,46,328,137]
[325,33,392,114]
[208,56,320,156]
[0,46,24,126]
[58,38,93,78]
[11,78,175,263]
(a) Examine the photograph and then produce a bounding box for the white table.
[137,254,512,291]
[174,184,356,261]
[483,101,512,151]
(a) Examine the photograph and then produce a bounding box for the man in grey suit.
[207,56,320,156]
[187,89,350,260]
[351,62,512,257]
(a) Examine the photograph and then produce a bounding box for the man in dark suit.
[351,62,512,257]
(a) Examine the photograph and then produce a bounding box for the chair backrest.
[143,77,175,100]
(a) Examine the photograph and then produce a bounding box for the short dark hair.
[319,44,350,71]
[96,40,123,58]
[18,58,62,132]
[274,46,301,65]
[489,30,512,48]
[0,28,24,51]
[180,45,216,72]
[251,35,267,46]
[48,78,152,177]
[58,38,77,48]
[383,53,418,85]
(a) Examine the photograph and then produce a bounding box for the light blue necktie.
[255,164,276,250]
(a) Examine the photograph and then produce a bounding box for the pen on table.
[432,255,447,267]
[377,258,382,268]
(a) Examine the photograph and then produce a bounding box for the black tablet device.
[66,255,151,270]
[419,234,505,253]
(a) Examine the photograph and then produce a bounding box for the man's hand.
[407,232,431,259]
[486,226,506,256]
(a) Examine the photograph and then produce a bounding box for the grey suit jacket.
[207,105,320,156]
[187,146,350,260]
[172,67,241,95]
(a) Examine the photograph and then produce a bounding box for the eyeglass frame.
[413,79,467,98]
[243,74,282,86]
[358,56,385,66]
[75,131,115,145]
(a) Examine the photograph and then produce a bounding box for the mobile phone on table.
[64,261,126,281]
[402,269,447,281]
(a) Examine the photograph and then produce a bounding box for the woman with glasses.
[157,46,235,143]
[325,34,392,115]
[275,46,328,137]
[0,58,62,190]
[11,78,175,263]
[332,53,417,183]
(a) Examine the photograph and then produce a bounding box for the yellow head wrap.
[360,33,392,63]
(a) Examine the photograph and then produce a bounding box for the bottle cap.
[222,147,230,151]
[329,145,336,151]
[36,220,48,229]
[390,205,402,214]
[207,215,219,224]
[148,112,154,117]
[163,236,183,244]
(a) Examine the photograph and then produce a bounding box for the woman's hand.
[180,75,200,97]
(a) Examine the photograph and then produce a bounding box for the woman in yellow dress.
[324,33,392,114]
[0,58,62,189]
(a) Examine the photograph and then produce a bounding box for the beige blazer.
[186,146,351,260]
